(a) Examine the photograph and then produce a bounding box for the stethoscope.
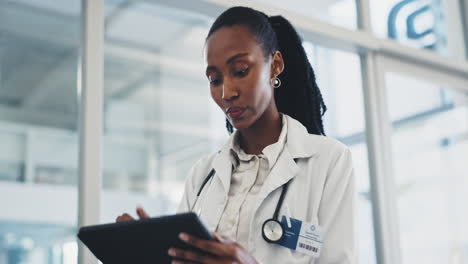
[190,168,292,243]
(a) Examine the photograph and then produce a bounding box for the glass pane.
[306,44,376,264]
[102,1,225,221]
[0,0,80,263]
[386,72,468,263]
[369,0,464,57]
[234,0,357,29]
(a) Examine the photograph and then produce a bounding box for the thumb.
[136,207,150,219]
[213,232,232,244]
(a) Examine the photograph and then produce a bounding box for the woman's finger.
[212,232,233,244]
[178,233,235,257]
[116,213,135,222]
[136,207,150,219]
[213,232,224,243]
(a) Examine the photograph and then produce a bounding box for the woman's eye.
[234,68,249,77]
[208,75,221,86]
[209,79,221,86]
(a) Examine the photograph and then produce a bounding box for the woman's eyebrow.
[205,53,250,75]
[225,53,249,64]
[206,66,217,76]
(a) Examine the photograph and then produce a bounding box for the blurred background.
[0,0,467,263]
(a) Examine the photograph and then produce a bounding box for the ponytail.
[268,16,327,135]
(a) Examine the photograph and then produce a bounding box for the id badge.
[274,215,323,258]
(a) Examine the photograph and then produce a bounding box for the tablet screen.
[78,212,214,264]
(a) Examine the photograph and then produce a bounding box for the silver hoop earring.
[272,77,281,88]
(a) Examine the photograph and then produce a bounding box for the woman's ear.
[271,50,284,78]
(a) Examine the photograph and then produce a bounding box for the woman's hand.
[115,207,150,222]
[168,232,258,264]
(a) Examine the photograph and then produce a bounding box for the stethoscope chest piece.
[262,218,284,243]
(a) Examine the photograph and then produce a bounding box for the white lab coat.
[177,114,356,264]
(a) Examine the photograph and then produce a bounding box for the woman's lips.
[227,107,246,119]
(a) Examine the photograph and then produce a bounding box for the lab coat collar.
[212,114,319,193]
[229,113,288,171]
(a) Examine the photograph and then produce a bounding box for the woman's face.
[204,25,283,130]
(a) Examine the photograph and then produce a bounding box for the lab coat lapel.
[255,115,317,201]
[211,149,232,193]
[257,146,299,201]
[199,149,231,231]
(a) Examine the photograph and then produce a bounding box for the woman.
[117,6,356,264]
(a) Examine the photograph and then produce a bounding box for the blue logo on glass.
[310,225,316,232]
[387,0,444,50]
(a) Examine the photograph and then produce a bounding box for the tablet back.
[78,212,214,264]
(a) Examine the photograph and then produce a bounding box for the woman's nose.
[222,84,239,101]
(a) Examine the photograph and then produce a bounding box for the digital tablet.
[77,212,215,264]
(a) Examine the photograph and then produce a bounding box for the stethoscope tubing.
[190,168,292,243]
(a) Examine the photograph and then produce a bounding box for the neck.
[238,110,282,155]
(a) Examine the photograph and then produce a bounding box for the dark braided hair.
[207,6,327,136]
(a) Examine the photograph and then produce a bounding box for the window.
[101,0,226,222]
[2,1,468,264]
[306,44,376,263]
[385,70,468,263]
[0,0,80,263]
